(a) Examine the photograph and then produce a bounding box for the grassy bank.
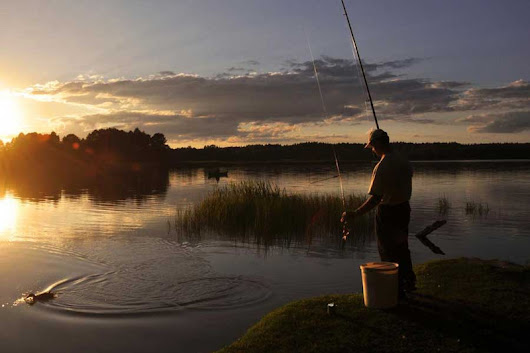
[175,181,370,247]
[217,258,529,353]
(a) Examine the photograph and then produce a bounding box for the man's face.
[370,140,384,157]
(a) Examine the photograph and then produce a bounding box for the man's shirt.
[368,150,412,205]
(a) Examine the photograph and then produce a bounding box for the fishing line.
[347,29,372,124]
[308,174,338,185]
[304,30,329,120]
[305,30,350,241]
[333,147,346,209]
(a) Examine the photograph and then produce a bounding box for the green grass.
[217,258,530,353]
[175,180,370,247]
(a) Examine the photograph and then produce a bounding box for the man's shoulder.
[377,152,411,172]
[372,158,384,172]
[373,158,389,177]
[386,151,411,164]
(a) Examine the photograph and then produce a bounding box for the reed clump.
[465,201,490,216]
[175,180,370,247]
[436,195,451,214]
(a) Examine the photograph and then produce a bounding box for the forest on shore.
[1,128,529,179]
[171,141,530,163]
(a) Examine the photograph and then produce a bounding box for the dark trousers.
[375,202,416,291]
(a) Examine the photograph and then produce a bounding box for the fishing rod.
[309,174,338,185]
[340,0,380,130]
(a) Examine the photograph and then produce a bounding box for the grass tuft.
[465,201,490,216]
[436,195,451,214]
[175,180,370,247]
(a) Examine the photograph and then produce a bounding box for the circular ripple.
[40,272,271,316]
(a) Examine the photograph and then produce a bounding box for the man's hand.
[341,211,355,223]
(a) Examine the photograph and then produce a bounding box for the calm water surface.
[1,161,529,352]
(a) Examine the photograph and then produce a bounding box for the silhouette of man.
[341,129,416,297]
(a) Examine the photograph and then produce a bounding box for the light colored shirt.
[368,151,412,205]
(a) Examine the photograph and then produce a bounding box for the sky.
[0,0,529,147]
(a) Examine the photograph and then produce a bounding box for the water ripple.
[37,272,271,316]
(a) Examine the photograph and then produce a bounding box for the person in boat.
[341,129,416,297]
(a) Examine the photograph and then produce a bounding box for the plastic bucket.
[360,262,399,309]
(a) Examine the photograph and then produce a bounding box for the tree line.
[169,142,530,163]
[1,128,528,179]
[0,128,170,181]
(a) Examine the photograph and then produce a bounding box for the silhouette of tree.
[151,133,168,150]
[62,134,81,149]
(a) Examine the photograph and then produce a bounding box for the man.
[341,129,416,297]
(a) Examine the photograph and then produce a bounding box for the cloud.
[227,67,246,72]
[465,111,530,133]
[237,122,299,141]
[376,58,423,70]
[241,60,260,66]
[52,111,240,139]
[24,57,529,144]
[452,79,530,111]
[30,57,458,127]
[158,71,176,76]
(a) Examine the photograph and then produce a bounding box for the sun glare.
[0,91,22,141]
[0,195,18,238]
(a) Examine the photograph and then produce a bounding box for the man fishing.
[341,129,416,298]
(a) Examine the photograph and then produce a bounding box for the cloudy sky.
[1,0,528,146]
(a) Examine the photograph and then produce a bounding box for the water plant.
[465,201,490,216]
[174,180,371,247]
[436,195,451,214]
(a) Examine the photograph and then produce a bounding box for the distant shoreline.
[165,158,530,167]
[2,129,529,170]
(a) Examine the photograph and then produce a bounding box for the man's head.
[365,129,390,156]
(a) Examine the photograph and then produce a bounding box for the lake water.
[1,160,529,352]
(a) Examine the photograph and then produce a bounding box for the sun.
[0,91,23,141]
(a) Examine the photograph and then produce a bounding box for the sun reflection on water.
[0,195,18,239]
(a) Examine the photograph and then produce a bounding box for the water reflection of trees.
[0,168,170,204]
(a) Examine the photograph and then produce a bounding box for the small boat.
[207,168,228,180]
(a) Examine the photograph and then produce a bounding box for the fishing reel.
[342,221,350,241]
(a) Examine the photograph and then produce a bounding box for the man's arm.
[341,194,382,223]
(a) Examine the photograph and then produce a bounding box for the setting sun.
[0,91,22,141]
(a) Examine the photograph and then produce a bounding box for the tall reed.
[174,180,371,248]
[465,201,490,216]
[437,195,451,215]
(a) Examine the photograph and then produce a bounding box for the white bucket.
[360,262,399,309]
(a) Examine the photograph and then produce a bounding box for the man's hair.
[374,136,390,146]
